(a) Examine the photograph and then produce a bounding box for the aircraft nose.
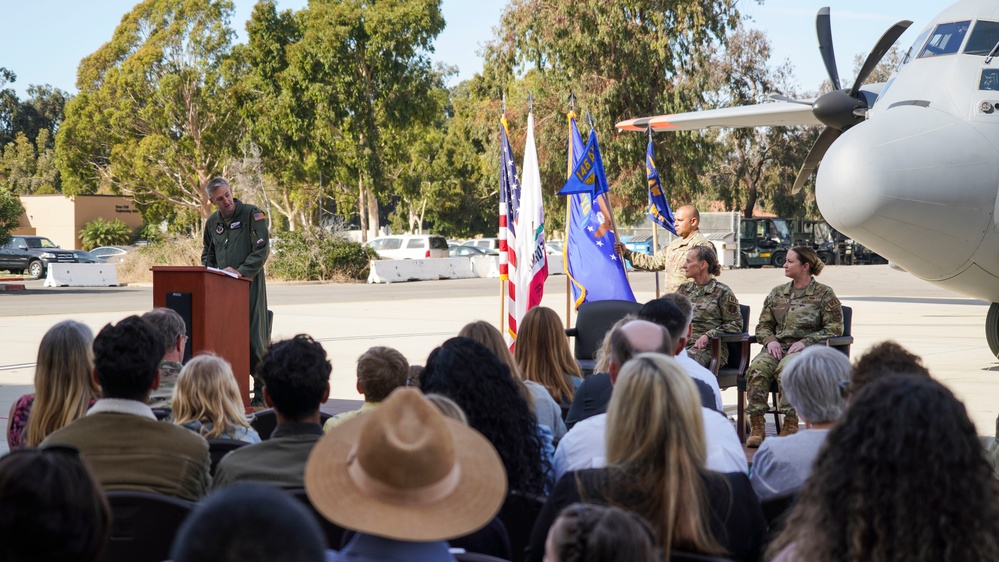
[816,106,999,280]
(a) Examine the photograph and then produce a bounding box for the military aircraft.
[617,0,999,358]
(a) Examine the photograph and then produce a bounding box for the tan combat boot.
[781,413,800,436]
[747,415,766,448]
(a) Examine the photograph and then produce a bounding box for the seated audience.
[306,388,507,562]
[749,346,850,500]
[528,353,765,562]
[514,306,583,407]
[213,334,331,488]
[421,337,551,497]
[170,483,326,562]
[460,320,566,441]
[564,315,634,430]
[41,316,210,501]
[171,354,260,443]
[846,339,930,401]
[7,320,98,450]
[554,320,747,479]
[768,375,999,561]
[0,446,111,562]
[141,307,188,409]
[544,503,660,562]
[323,346,408,431]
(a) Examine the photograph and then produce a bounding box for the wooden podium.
[151,266,252,407]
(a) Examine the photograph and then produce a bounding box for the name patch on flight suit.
[230,221,242,230]
[215,224,224,235]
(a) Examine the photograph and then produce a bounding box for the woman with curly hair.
[171,354,260,443]
[421,337,551,496]
[526,353,765,562]
[7,321,99,449]
[514,306,583,406]
[769,375,999,562]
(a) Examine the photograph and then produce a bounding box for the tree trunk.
[366,188,379,236]
[358,175,368,242]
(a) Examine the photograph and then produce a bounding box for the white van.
[460,238,500,251]
[366,235,449,260]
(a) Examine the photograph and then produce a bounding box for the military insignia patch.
[254,212,266,221]
[230,221,242,230]
[215,224,224,235]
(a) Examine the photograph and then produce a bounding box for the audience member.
[460,320,566,441]
[0,446,111,562]
[142,307,188,409]
[769,375,999,562]
[847,339,930,400]
[425,394,469,427]
[406,364,422,388]
[171,354,260,443]
[677,245,743,368]
[544,503,660,562]
[421,337,551,496]
[213,334,331,488]
[306,388,507,562]
[641,295,723,410]
[528,354,765,562]
[564,315,634,430]
[7,320,98,449]
[171,483,326,562]
[749,346,850,500]
[323,346,408,431]
[554,320,747,480]
[514,306,583,406]
[41,316,210,500]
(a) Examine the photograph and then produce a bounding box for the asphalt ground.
[1,264,997,455]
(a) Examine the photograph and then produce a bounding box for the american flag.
[499,117,520,282]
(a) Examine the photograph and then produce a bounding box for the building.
[13,194,143,250]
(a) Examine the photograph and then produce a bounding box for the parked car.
[460,238,500,252]
[89,246,132,264]
[0,235,78,278]
[365,235,449,260]
[72,250,99,263]
[449,245,497,257]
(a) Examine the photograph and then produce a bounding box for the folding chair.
[564,299,642,376]
[102,490,195,562]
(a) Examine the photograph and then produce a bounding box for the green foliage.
[78,217,133,250]
[0,129,60,194]
[138,223,165,243]
[268,229,375,281]
[0,187,23,247]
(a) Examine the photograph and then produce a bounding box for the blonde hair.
[26,321,99,447]
[172,354,252,439]
[593,315,637,373]
[425,393,469,425]
[604,353,724,559]
[514,307,581,403]
[458,320,534,412]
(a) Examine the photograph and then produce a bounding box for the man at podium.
[201,177,271,405]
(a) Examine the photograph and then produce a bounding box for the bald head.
[608,320,674,383]
[674,205,700,238]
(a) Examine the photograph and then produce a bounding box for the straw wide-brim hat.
[304,388,507,542]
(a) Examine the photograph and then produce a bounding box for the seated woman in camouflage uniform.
[677,246,743,368]
[745,246,843,448]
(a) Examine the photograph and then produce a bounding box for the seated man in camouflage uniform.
[142,307,188,410]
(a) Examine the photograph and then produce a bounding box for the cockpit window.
[964,20,999,55]
[900,29,931,67]
[918,20,972,58]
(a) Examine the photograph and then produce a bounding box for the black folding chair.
[102,490,195,562]
[564,299,642,376]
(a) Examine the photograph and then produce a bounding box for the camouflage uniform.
[148,360,183,410]
[677,278,742,368]
[746,278,843,416]
[623,230,711,293]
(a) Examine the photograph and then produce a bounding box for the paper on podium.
[207,266,240,279]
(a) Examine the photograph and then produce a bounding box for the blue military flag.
[646,139,676,235]
[563,117,636,307]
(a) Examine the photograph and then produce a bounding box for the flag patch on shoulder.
[253,212,266,221]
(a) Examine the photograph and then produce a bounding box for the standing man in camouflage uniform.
[614,205,711,293]
[677,245,742,368]
[202,177,270,406]
[745,246,843,448]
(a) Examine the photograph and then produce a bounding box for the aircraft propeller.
[785,8,912,194]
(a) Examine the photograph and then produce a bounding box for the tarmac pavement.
[1,264,997,455]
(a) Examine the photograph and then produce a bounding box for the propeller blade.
[816,7,841,91]
[792,127,841,194]
[768,93,813,106]
[849,19,913,96]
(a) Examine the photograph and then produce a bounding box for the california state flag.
[509,111,548,344]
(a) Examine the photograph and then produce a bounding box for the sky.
[0,1,948,104]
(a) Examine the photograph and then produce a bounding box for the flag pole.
[589,112,627,283]
[500,94,507,331]
[648,126,660,298]
[565,92,576,330]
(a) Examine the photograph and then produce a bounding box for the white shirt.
[552,409,748,481]
[677,348,724,411]
[87,398,158,420]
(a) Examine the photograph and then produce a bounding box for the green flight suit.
[201,199,270,375]
[745,278,843,416]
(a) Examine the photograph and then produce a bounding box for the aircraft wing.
[616,102,820,132]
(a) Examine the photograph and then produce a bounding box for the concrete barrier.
[44,263,120,287]
[368,258,479,284]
